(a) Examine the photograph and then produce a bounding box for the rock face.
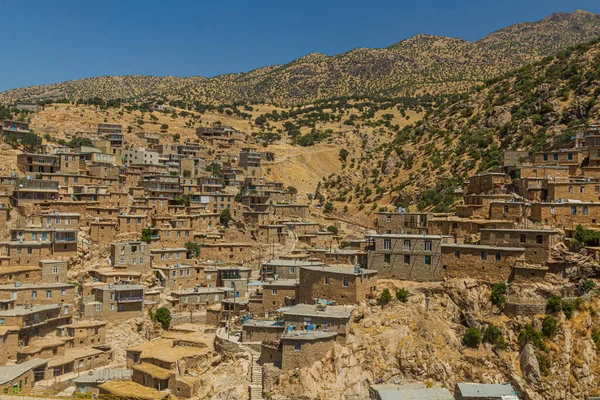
[266,280,600,400]
[520,343,541,382]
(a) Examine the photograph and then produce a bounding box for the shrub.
[141,228,154,244]
[538,354,549,375]
[323,203,334,213]
[562,302,575,319]
[483,324,506,348]
[184,241,200,257]
[542,315,557,338]
[463,327,482,348]
[327,225,339,235]
[518,323,546,351]
[581,278,596,294]
[592,329,600,350]
[396,289,409,303]
[219,208,233,227]
[546,296,563,313]
[153,307,171,330]
[490,283,507,307]
[378,289,392,306]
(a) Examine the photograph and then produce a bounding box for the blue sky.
[1,0,599,92]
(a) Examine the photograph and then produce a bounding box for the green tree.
[326,225,338,235]
[546,296,563,314]
[378,288,392,306]
[160,123,169,131]
[153,307,171,330]
[490,283,507,307]
[581,278,596,294]
[20,132,42,151]
[184,241,200,257]
[542,315,557,338]
[173,133,181,142]
[562,302,575,319]
[518,323,546,351]
[396,288,409,303]
[220,208,233,227]
[483,324,506,348]
[323,202,334,214]
[463,327,482,348]
[339,149,349,162]
[141,228,154,244]
[183,169,191,178]
[287,186,298,195]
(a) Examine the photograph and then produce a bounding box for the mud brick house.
[89,220,117,244]
[151,247,188,266]
[254,224,287,244]
[546,181,600,202]
[489,201,529,224]
[272,203,309,220]
[0,303,74,344]
[530,202,600,228]
[282,304,354,346]
[280,330,337,371]
[17,154,60,174]
[199,242,253,263]
[2,120,30,138]
[261,259,323,280]
[367,234,452,281]
[307,248,368,266]
[82,284,144,322]
[12,178,59,206]
[216,266,252,298]
[89,269,142,285]
[0,326,19,365]
[0,282,75,307]
[441,244,526,281]
[154,263,203,290]
[284,221,321,235]
[479,228,559,265]
[56,320,107,347]
[375,211,430,234]
[531,149,585,175]
[298,265,376,305]
[117,214,149,234]
[39,260,68,283]
[0,359,48,394]
[169,287,228,312]
[427,216,514,238]
[110,241,151,272]
[261,280,299,314]
[242,319,284,343]
[456,194,516,219]
[465,173,508,195]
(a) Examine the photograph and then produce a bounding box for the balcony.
[117,296,143,303]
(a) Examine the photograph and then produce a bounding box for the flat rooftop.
[284,304,355,319]
[300,265,377,276]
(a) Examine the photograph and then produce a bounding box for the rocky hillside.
[317,35,600,217]
[1,11,600,105]
[266,279,600,400]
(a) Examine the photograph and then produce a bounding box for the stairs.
[249,351,263,400]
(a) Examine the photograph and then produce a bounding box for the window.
[596,186,600,194]
[386,216,392,223]
[424,241,432,251]
[424,255,431,265]
[543,154,548,161]
[503,205,509,214]
[580,186,585,194]
[403,240,411,250]
[404,255,410,264]
[46,290,52,299]
[536,235,543,244]
[454,250,460,259]
[343,277,349,287]
[583,206,589,215]
[272,289,278,295]
[294,341,301,351]
[384,254,391,263]
[383,239,392,250]
[324,276,330,285]
[568,153,573,161]
[61,289,66,296]
[52,266,58,274]
[27,247,32,255]
[495,252,501,261]
[551,207,556,215]
[553,154,559,161]
[481,252,487,261]
[520,234,526,243]
[572,206,577,215]
[31,291,37,299]
[289,267,295,274]
[95,305,102,312]
[110,304,115,311]
[569,186,573,194]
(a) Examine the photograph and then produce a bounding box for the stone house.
[441,244,526,281]
[375,211,430,234]
[151,247,188,266]
[89,221,117,244]
[117,214,149,234]
[169,287,228,312]
[367,234,452,281]
[261,259,323,281]
[110,241,151,272]
[546,181,600,202]
[281,331,337,371]
[479,228,559,265]
[465,173,508,195]
[56,320,107,347]
[0,303,73,345]
[82,285,144,322]
[262,280,299,314]
[530,202,600,228]
[154,264,203,290]
[199,243,253,263]
[298,266,377,305]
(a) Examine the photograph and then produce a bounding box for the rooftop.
[284,304,355,319]
[0,359,48,385]
[301,265,377,276]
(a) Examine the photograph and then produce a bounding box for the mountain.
[318,36,600,215]
[1,10,600,105]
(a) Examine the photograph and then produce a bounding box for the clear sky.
[1,0,599,92]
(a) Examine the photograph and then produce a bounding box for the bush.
[538,354,549,375]
[326,225,338,235]
[581,278,596,294]
[518,323,546,351]
[490,283,507,307]
[463,327,482,348]
[542,315,557,338]
[141,228,154,244]
[592,329,600,350]
[153,307,171,329]
[483,324,506,348]
[184,241,200,257]
[378,289,392,306]
[219,208,233,227]
[562,302,575,319]
[396,289,409,303]
[546,296,563,313]
[323,203,334,213]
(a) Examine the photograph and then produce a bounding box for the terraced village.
[2,8,600,400]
